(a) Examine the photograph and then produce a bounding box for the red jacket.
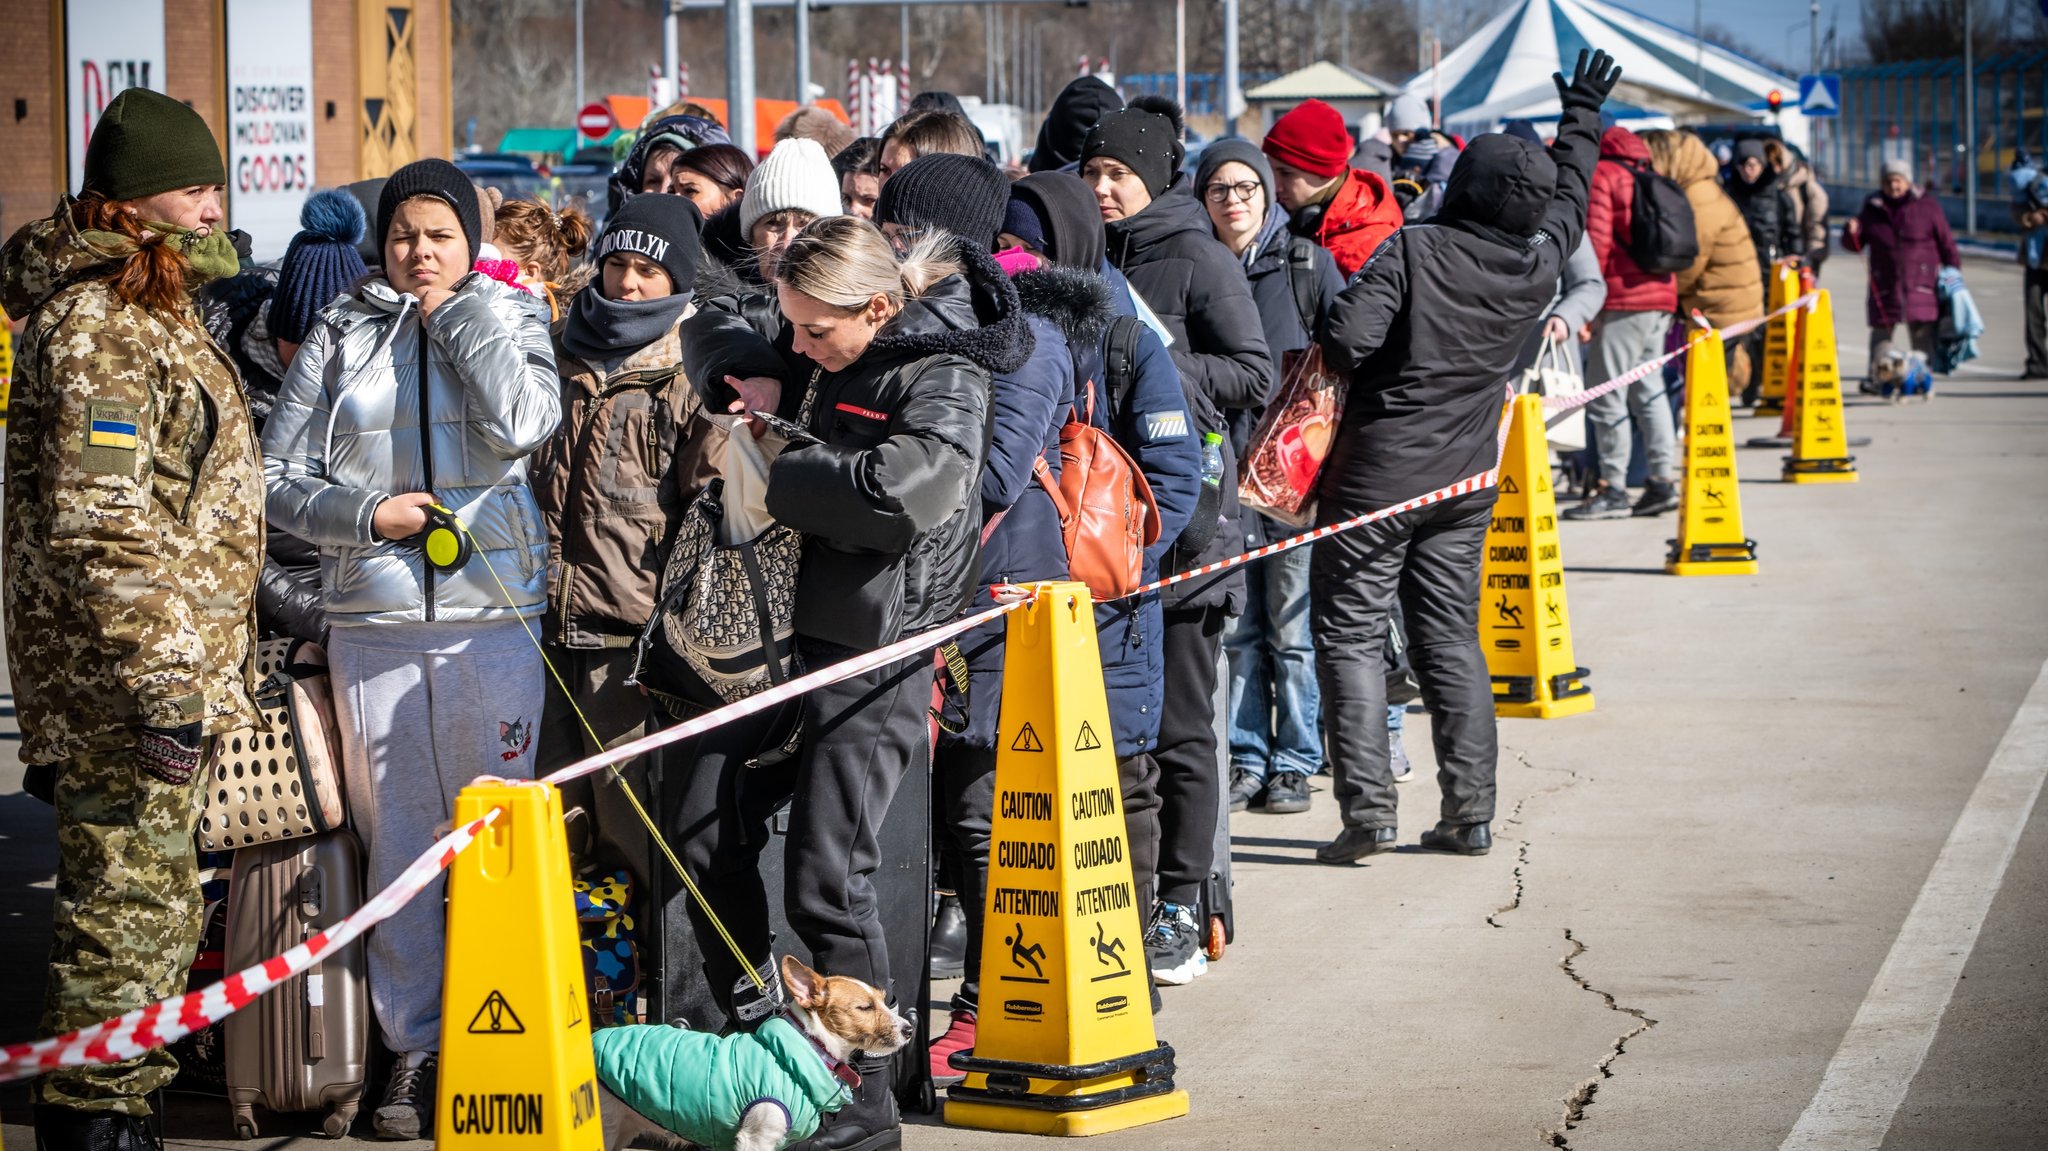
[1315,169,1405,279]
[1587,127,1678,313]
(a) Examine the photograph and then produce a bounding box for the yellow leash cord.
[448,511,768,992]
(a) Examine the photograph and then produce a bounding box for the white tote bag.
[1523,336,1587,454]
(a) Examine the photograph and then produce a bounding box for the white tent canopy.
[1404,0,1806,149]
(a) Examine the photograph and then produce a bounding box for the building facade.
[1,0,454,258]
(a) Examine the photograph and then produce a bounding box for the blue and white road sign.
[1798,74,1841,118]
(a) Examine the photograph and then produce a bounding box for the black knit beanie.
[273,189,370,345]
[1031,76,1123,173]
[82,88,226,202]
[874,153,1011,250]
[593,192,704,294]
[1194,138,1274,210]
[1080,108,1184,199]
[376,159,483,262]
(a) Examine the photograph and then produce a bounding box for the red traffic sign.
[576,103,614,137]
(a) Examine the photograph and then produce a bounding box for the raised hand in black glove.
[1554,48,1622,111]
[138,722,206,786]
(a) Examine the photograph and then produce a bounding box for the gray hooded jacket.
[263,273,560,626]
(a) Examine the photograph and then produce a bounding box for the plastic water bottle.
[1200,432,1225,490]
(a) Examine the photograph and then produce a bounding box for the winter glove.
[730,956,787,1026]
[137,722,205,787]
[1554,48,1622,112]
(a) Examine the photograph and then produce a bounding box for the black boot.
[33,1105,162,1151]
[928,892,967,980]
[791,1053,900,1151]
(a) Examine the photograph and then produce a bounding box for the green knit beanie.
[82,88,226,201]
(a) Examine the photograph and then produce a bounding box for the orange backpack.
[1031,316,1162,601]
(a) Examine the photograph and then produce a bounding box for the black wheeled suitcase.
[645,746,935,1114]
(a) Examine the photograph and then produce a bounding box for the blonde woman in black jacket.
[680,215,1016,1151]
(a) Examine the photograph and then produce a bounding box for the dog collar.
[780,1011,863,1090]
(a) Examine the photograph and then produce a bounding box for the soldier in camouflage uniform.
[0,88,262,1150]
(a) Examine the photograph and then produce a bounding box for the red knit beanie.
[1261,99,1352,180]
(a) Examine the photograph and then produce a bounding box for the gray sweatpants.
[329,619,545,1054]
[1585,309,1677,489]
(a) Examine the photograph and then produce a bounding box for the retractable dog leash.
[418,503,474,572]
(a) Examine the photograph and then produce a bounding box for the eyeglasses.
[1203,181,1262,204]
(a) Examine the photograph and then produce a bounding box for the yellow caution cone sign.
[1481,396,1593,719]
[1754,262,1800,417]
[438,781,603,1149]
[1782,289,1860,484]
[1667,330,1760,575]
[945,581,1189,1136]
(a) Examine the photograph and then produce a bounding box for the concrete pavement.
[2,250,2044,1149]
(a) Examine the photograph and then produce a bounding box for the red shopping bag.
[1237,345,1345,527]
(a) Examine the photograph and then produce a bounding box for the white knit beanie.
[740,138,843,236]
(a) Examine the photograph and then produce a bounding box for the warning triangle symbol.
[466,990,526,1034]
[1499,474,1520,495]
[1011,723,1044,753]
[1074,721,1103,752]
[565,985,584,1029]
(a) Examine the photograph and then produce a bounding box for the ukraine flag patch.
[88,416,139,450]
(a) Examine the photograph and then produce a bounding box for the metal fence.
[1828,51,2047,235]
[1118,71,1281,120]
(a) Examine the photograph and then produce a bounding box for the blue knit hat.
[273,189,369,345]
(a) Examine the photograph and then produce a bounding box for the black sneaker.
[1263,770,1311,814]
[373,1051,436,1140]
[1144,902,1206,985]
[1561,487,1632,520]
[1227,766,1266,812]
[1631,478,1680,517]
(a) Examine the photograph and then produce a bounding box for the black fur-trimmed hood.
[869,242,1032,376]
[1011,263,1114,352]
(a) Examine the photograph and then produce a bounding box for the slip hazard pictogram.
[466,990,525,1035]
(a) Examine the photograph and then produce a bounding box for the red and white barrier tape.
[0,288,1835,1082]
[1539,293,1817,415]
[0,809,503,1084]
[543,596,1028,788]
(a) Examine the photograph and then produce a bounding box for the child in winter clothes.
[1311,49,1621,866]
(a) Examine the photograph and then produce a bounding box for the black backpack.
[1627,165,1700,275]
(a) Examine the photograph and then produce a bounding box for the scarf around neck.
[560,287,694,370]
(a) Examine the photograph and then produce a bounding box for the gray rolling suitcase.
[1201,646,1235,960]
[223,830,370,1139]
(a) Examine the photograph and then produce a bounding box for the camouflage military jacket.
[0,207,262,764]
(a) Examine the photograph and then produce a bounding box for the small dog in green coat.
[595,955,913,1151]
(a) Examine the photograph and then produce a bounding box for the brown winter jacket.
[532,310,721,649]
[1659,133,1763,327]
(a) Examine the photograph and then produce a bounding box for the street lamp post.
[1962,0,1976,232]
[727,0,756,154]
[795,0,811,103]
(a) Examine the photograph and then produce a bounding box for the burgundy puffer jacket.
[1586,126,1678,313]
[1841,189,1959,327]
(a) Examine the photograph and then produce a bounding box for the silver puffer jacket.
[262,273,561,626]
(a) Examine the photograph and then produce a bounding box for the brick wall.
[162,0,224,151]
[0,5,60,246]
[414,0,451,161]
[313,0,358,189]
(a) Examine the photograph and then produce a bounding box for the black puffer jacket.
[1104,177,1273,611]
[1319,101,1602,511]
[198,267,326,644]
[765,247,1029,649]
[1726,163,1803,269]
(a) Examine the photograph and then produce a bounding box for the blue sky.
[1611,0,1862,72]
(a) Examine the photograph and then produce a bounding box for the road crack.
[1547,928,1658,1149]
[1487,748,1584,928]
